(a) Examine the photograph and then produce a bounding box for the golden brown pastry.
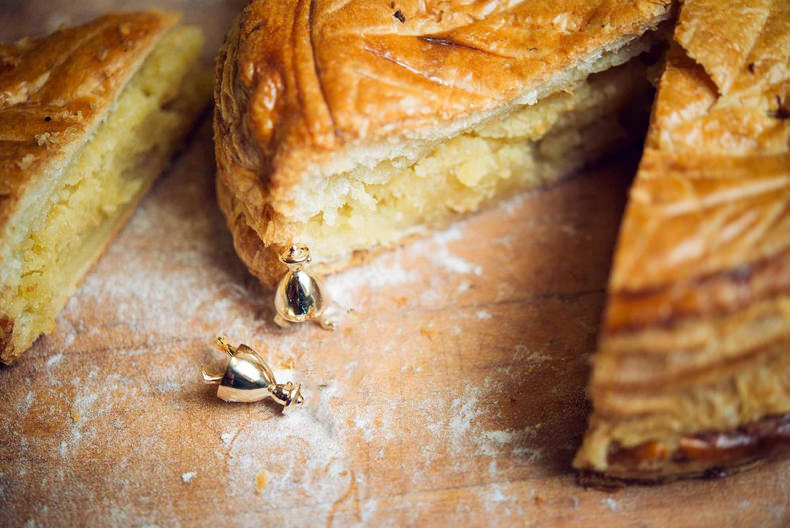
[214,0,674,288]
[575,0,790,482]
[0,12,211,364]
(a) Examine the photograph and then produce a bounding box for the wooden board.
[1,2,789,526]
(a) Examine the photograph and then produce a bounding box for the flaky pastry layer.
[575,0,790,481]
[0,16,210,364]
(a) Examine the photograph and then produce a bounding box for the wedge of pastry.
[0,12,211,364]
[575,0,790,482]
[214,0,674,288]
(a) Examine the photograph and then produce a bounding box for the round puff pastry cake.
[214,0,674,288]
[0,12,211,364]
[575,0,790,482]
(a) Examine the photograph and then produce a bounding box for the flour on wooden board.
[219,381,352,507]
[325,222,484,310]
[415,378,547,477]
[27,313,547,523]
[26,354,545,520]
[5,167,569,525]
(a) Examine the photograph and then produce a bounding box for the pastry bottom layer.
[574,282,790,477]
[0,27,210,364]
[578,414,790,486]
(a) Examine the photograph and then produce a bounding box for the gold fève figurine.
[274,244,334,330]
[201,336,304,413]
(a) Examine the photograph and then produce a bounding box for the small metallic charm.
[201,336,304,413]
[274,244,334,330]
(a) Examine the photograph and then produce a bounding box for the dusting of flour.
[4,142,724,527]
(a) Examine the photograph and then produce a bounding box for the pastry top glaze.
[0,11,179,239]
[214,0,674,215]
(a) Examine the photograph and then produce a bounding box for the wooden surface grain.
[1,2,789,527]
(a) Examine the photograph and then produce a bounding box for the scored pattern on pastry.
[219,1,672,151]
[576,0,790,480]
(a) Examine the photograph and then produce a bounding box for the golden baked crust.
[0,12,178,231]
[0,12,209,363]
[575,0,790,481]
[214,0,674,288]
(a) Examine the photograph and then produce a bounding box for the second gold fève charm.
[201,336,304,413]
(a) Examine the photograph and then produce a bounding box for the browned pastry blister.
[0,12,210,364]
[214,0,674,288]
[574,0,790,482]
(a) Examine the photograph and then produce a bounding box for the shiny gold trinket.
[274,244,334,330]
[201,336,304,413]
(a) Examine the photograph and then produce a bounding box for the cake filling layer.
[280,58,653,267]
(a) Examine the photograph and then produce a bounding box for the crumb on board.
[182,472,196,483]
[602,496,619,512]
[256,470,268,492]
[69,410,81,422]
[18,153,35,170]
[35,131,59,146]
[420,326,436,339]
